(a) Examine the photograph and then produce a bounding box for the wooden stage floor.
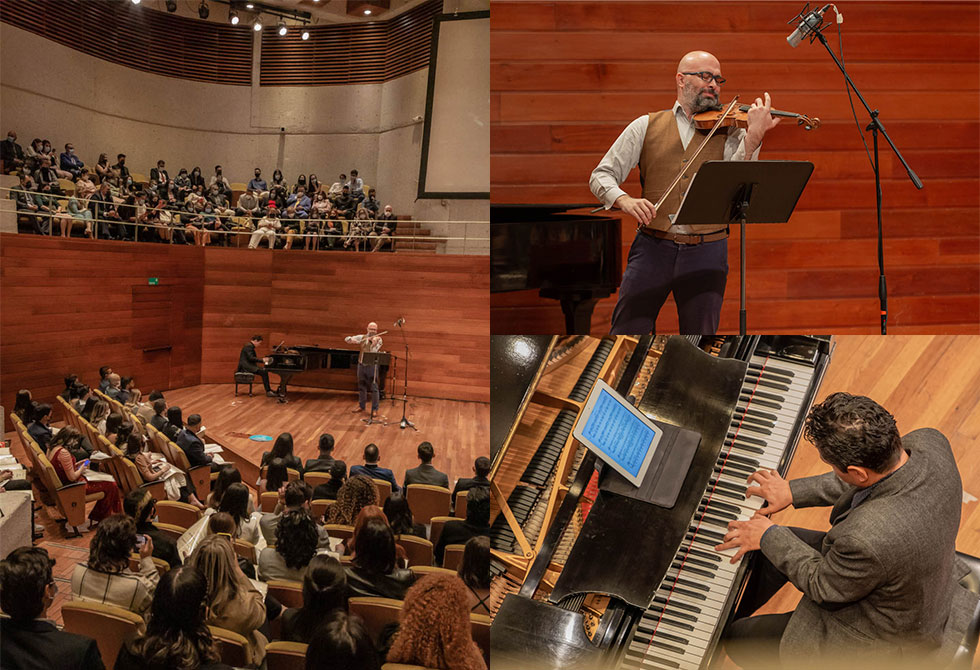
[165,384,489,488]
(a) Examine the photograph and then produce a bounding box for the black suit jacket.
[304,456,346,474]
[137,521,182,569]
[452,476,490,498]
[0,618,104,670]
[149,167,169,185]
[238,343,263,373]
[435,520,490,565]
[149,414,169,433]
[176,428,211,468]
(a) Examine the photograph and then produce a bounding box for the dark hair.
[266,457,289,492]
[125,433,143,457]
[459,536,490,590]
[81,395,98,420]
[0,546,54,621]
[99,365,111,379]
[64,374,78,390]
[284,479,313,508]
[148,390,164,402]
[275,509,319,570]
[353,518,396,575]
[416,441,434,463]
[115,421,135,448]
[33,403,52,422]
[382,493,416,536]
[211,466,242,509]
[466,486,490,527]
[129,566,219,669]
[70,383,89,401]
[271,432,294,460]
[14,389,33,422]
[218,483,250,530]
[363,443,379,463]
[121,376,134,390]
[153,398,167,415]
[290,555,347,643]
[329,460,347,482]
[208,512,236,537]
[186,414,202,427]
[124,489,156,526]
[318,433,335,454]
[49,426,84,451]
[475,456,490,479]
[166,406,183,429]
[305,611,380,670]
[88,514,138,573]
[804,392,903,473]
[251,334,263,342]
[104,411,124,436]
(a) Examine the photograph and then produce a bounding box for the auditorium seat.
[325,524,354,542]
[128,553,170,577]
[58,178,75,195]
[396,534,434,567]
[161,437,211,497]
[310,498,335,520]
[406,484,451,525]
[454,489,468,518]
[209,625,250,668]
[442,544,466,571]
[265,641,308,670]
[234,538,258,564]
[409,565,457,580]
[260,491,278,512]
[61,600,143,669]
[106,454,167,502]
[427,516,454,548]
[303,471,331,489]
[349,596,403,645]
[267,579,304,608]
[372,478,392,506]
[260,465,301,486]
[155,500,202,530]
[471,612,491,657]
[152,521,186,543]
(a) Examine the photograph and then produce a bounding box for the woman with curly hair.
[115,565,232,670]
[280,554,347,644]
[325,474,378,526]
[387,573,487,670]
[344,518,414,599]
[258,508,320,582]
[187,534,267,667]
[70,514,160,622]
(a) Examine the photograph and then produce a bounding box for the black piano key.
[727,432,769,448]
[700,498,742,515]
[671,558,717,575]
[668,585,707,601]
[626,650,680,669]
[739,393,782,410]
[721,451,762,469]
[697,507,737,525]
[640,625,691,646]
[745,388,787,403]
[730,420,772,437]
[689,526,725,543]
[652,596,702,615]
[684,547,722,563]
[732,413,776,432]
[708,478,747,496]
[736,406,779,422]
[743,373,791,392]
[748,362,795,378]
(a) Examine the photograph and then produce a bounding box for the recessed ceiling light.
[364,9,371,14]
[253,19,262,31]
[301,30,309,39]
[245,3,254,8]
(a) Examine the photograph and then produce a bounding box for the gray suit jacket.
[404,463,449,490]
[760,428,978,662]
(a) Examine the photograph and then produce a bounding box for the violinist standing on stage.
[345,322,383,414]
[590,50,781,335]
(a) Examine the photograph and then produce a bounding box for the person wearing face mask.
[209,165,231,198]
[149,159,169,186]
[113,153,130,181]
[370,204,397,252]
[94,152,110,183]
[189,165,205,190]
[1,130,25,173]
[173,167,191,200]
[292,173,308,195]
[33,156,64,195]
[248,167,269,200]
[327,173,346,203]
[58,142,84,178]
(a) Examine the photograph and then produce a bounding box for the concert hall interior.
[0,1,491,669]
[489,334,980,669]
[490,1,979,335]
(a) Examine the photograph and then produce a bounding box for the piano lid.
[490,336,555,467]
[491,203,599,222]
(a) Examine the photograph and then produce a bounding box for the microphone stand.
[810,23,923,334]
[396,321,417,431]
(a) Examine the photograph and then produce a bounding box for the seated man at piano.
[589,50,780,335]
[238,334,279,397]
[717,392,977,666]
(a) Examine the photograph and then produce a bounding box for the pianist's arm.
[789,472,852,508]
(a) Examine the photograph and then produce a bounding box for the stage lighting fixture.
[245,2,254,8]
[253,17,262,31]
[301,29,310,40]
[230,10,239,24]
[364,9,371,14]
[131,0,141,5]
[278,21,287,36]
[198,0,209,19]
[165,0,177,12]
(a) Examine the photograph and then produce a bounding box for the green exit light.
[148,278,159,285]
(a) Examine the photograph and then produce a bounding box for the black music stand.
[672,160,813,335]
[360,351,389,426]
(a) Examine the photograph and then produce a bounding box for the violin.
[693,104,821,131]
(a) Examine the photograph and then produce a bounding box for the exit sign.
[148,278,159,285]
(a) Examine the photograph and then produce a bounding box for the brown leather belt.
[639,227,729,245]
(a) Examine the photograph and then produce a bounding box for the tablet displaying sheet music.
[572,379,664,488]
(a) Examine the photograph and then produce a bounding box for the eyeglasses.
[682,71,726,85]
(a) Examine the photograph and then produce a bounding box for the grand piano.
[265,345,392,400]
[491,204,621,335]
[489,334,833,670]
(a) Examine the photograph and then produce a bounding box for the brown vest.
[638,109,732,234]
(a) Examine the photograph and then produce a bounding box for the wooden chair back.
[428,516,455,548]
[405,484,451,525]
[62,600,143,669]
[155,500,202,530]
[454,489,468,518]
[266,641,308,670]
[442,544,467,571]
[267,579,304,608]
[209,625,250,668]
[372,478,392,506]
[348,596,404,645]
[396,534,434,567]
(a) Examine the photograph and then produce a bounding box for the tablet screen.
[579,386,660,481]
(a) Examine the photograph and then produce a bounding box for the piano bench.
[234,372,255,397]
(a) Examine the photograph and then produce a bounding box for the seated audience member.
[0,547,105,670]
[98,365,112,391]
[362,188,380,216]
[247,167,268,199]
[459,536,491,615]
[369,204,397,252]
[209,165,231,198]
[235,186,261,219]
[25,137,43,164]
[207,183,235,219]
[120,375,142,406]
[347,168,364,201]
[189,165,205,191]
[71,514,160,621]
[307,173,323,195]
[333,184,356,219]
[248,202,281,249]
[89,180,123,238]
[261,432,304,473]
[164,405,184,442]
[137,390,164,423]
[322,206,345,249]
[313,460,347,502]
[435,486,490,565]
[291,173,308,194]
[1,130,26,172]
[325,474,378,525]
[305,433,345,474]
[88,400,111,433]
[404,441,450,489]
[52,196,96,238]
[27,402,55,450]
[305,611,380,670]
[124,434,203,507]
[34,155,64,195]
[218,482,262,545]
[112,153,130,181]
[452,456,491,508]
[187,535,267,667]
[387,573,487,670]
[208,465,255,514]
[343,207,372,251]
[261,457,289,495]
[307,191,331,250]
[259,508,321,581]
[342,506,409,566]
[260,480,332,548]
[104,412,125,444]
[327,173,346,201]
[279,555,347,644]
[115,565,231,670]
[172,167,191,200]
[148,397,169,433]
[176,413,221,473]
[351,443,399,493]
[105,373,128,402]
[384,492,427,539]
[93,152,110,182]
[113,421,136,451]
[13,388,34,423]
[148,159,168,187]
[60,142,84,178]
[344,518,415,599]
[48,425,94,463]
[270,168,285,189]
[13,173,53,233]
[123,489,183,569]
[75,167,98,200]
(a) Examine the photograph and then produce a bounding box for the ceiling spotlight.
[245,2,254,8]
[278,20,287,36]
[165,0,177,11]
[131,0,141,5]
[253,18,263,31]
[301,29,309,40]
[364,9,371,14]
[198,0,209,19]
[230,9,239,24]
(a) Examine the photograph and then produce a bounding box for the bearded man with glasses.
[590,50,781,335]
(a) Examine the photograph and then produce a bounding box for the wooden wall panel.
[490,1,980,334]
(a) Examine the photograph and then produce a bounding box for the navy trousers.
[610,233,728,335]
[357,363,379,411]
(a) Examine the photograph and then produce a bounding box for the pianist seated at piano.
[238,334,279,397]
[717,392,979,668]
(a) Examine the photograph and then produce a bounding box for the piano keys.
[489,335,833,670]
